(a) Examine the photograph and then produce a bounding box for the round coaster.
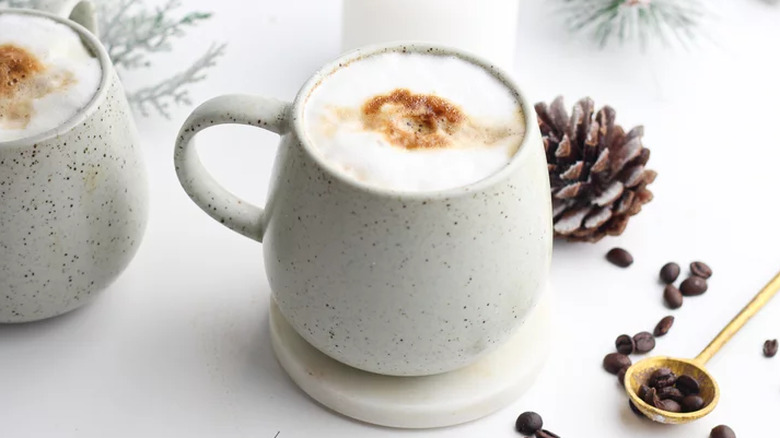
[269,285,552,429]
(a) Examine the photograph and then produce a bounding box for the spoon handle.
[695,270,780,364]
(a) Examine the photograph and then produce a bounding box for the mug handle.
[174,94,292,243]
[35,0,98,34]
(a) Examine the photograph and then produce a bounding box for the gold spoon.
[624,270,780,424]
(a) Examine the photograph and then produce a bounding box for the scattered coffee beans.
[615,334,635,355]
[690,261,713,279]
[515,411,543,435]
[603,353,632,374]
[606,248,633,267]
[653,316,675,337]
[617,366,628,385]
[535,429,560,438]
[640,368,707,413]
[710,425,736,438]
[633,332,656,354]
[763,339,778,358]
[680,276,708,296]
[663,284,684,309]
[628,400,644,417]
[660,262,681,284]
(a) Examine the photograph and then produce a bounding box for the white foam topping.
[0,14,101,142]
[303,52,525,192]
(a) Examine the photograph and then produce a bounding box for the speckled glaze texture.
[175,43,551,376]
[0,9,148,323]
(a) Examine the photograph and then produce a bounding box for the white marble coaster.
[269,285,552,429]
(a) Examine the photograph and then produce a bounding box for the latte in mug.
[303,51,526,192]
[0,13,101,142]
[175,43,552,424]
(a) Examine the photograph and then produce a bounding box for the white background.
[2,0,780,437]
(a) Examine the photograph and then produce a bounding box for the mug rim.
[291,42,540,200]
[0,8,111,148]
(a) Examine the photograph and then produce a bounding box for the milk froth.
[303,52,525,192]
[0,14,101,142]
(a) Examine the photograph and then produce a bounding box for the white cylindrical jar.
[341,0,520,71]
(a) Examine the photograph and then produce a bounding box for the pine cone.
[535,96,657,242]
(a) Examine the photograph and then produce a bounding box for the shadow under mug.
[0,4,148,323]
[174,43,552,376]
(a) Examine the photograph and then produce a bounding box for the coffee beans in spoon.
[639,368,708,413]
[675,374,701,395]
[681,395,704,411]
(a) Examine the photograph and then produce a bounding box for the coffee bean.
[690,261,712,279]
[628,400,644,417]
[535,430,560,438]
[615,334,635,355]
[680,276,708,296]
[603,353,632,374]
[663,284,684,309]
[653,316,675,337]
[648,368,676,389]
[763,339,778,358]
[710,425,736,438]
[638,384,651,400]
[657,386,684,403]
[675,375,700,395]
[617,366,628,385]
[653,398,682,413]
[606,248,633,267]
[633,331,656,354]
[643,387,659,406]
[660,262,681,284]
[515,411,543,435]
[681,395,705,412]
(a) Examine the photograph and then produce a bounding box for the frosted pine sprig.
[560,0,705,48]
[99,0,212,70]
[128,42,226,118]
[97,0,225,118]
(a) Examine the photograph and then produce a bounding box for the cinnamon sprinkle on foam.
[361,88,465,150]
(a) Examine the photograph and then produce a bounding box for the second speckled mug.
[0,6,148,323]
[174,43,552,376]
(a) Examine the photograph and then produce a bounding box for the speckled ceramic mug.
[175,43,551,376]
[0,6,148,323]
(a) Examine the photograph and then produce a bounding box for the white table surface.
[2,0,780,436]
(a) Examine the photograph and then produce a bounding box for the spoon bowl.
[624,356,719,424]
